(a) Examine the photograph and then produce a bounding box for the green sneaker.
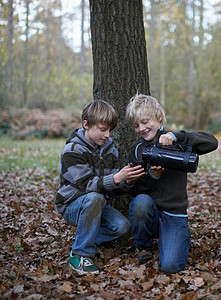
[69,252,99,275]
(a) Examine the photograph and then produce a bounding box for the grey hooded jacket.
[55,128,132,214]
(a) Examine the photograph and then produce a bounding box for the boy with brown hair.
[55,99,144,275]
[126,94,218,273]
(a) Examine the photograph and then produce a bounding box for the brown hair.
[82,100,118,130]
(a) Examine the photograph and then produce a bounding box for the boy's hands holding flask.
[113,164,146,185]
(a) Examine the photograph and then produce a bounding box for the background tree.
[188,0,196,128]
[7,0,13,103]
[79,0,85,107]
[22,0,30,107]
[195,0,205,129]
[0,0,221,133]
[58,0,63,77]
[148,0,158,97]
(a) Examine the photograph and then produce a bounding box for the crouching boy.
[126,94,218,274]
[55,100,144,275]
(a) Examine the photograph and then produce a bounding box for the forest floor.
[0,138,221,299]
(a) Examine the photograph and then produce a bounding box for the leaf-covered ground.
[0,141,221,299]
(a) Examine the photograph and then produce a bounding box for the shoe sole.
[69,263,99,275]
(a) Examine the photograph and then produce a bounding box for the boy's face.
[83,121,111,146]
[133,117,162,142]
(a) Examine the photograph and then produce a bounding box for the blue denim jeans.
[129,194,191,274]
[62,192,131,258]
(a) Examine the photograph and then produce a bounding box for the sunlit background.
[1,0,221,139]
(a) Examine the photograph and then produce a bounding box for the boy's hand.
[113,164,145,185]
[150,166,165,178]
[159,133,174,146]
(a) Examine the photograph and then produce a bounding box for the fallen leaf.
[141,279,154,291]
[62,281,73,293]
[194,277,204,287]
[181,290,197,300]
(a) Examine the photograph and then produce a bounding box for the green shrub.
[0,121,11,136]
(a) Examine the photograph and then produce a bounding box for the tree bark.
[89,0,150,213]
[89,0,150,166]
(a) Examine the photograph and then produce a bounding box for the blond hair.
[82,100,117,130]
[126,94,166,125]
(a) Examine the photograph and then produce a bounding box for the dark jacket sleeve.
[171,130,218,155]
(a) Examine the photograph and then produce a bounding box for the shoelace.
[78,257,94,269]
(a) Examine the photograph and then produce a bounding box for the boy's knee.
[160,258,186,274]
[120,218,131,235]
[115,218,131,237]
[84,192,106,209]
[130,194,153,219]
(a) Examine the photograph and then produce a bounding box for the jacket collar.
[140,127,166,146]
[66,127,113,153]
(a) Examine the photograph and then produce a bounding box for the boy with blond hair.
[126,94,218,273]
[55,99,144,275]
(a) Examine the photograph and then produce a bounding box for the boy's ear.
[159,114,163,124]
[83,120,89,130]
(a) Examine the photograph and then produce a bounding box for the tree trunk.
[159,18,165,108]
[89,0,150,166]
[7,0,13,102]
[58,0,63,77]
[149,0,157,96]
[188,0,195,128]
[195,0,204,130]
[79,0,85,107]
[89,0,150,213]
[23,0,30,107]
